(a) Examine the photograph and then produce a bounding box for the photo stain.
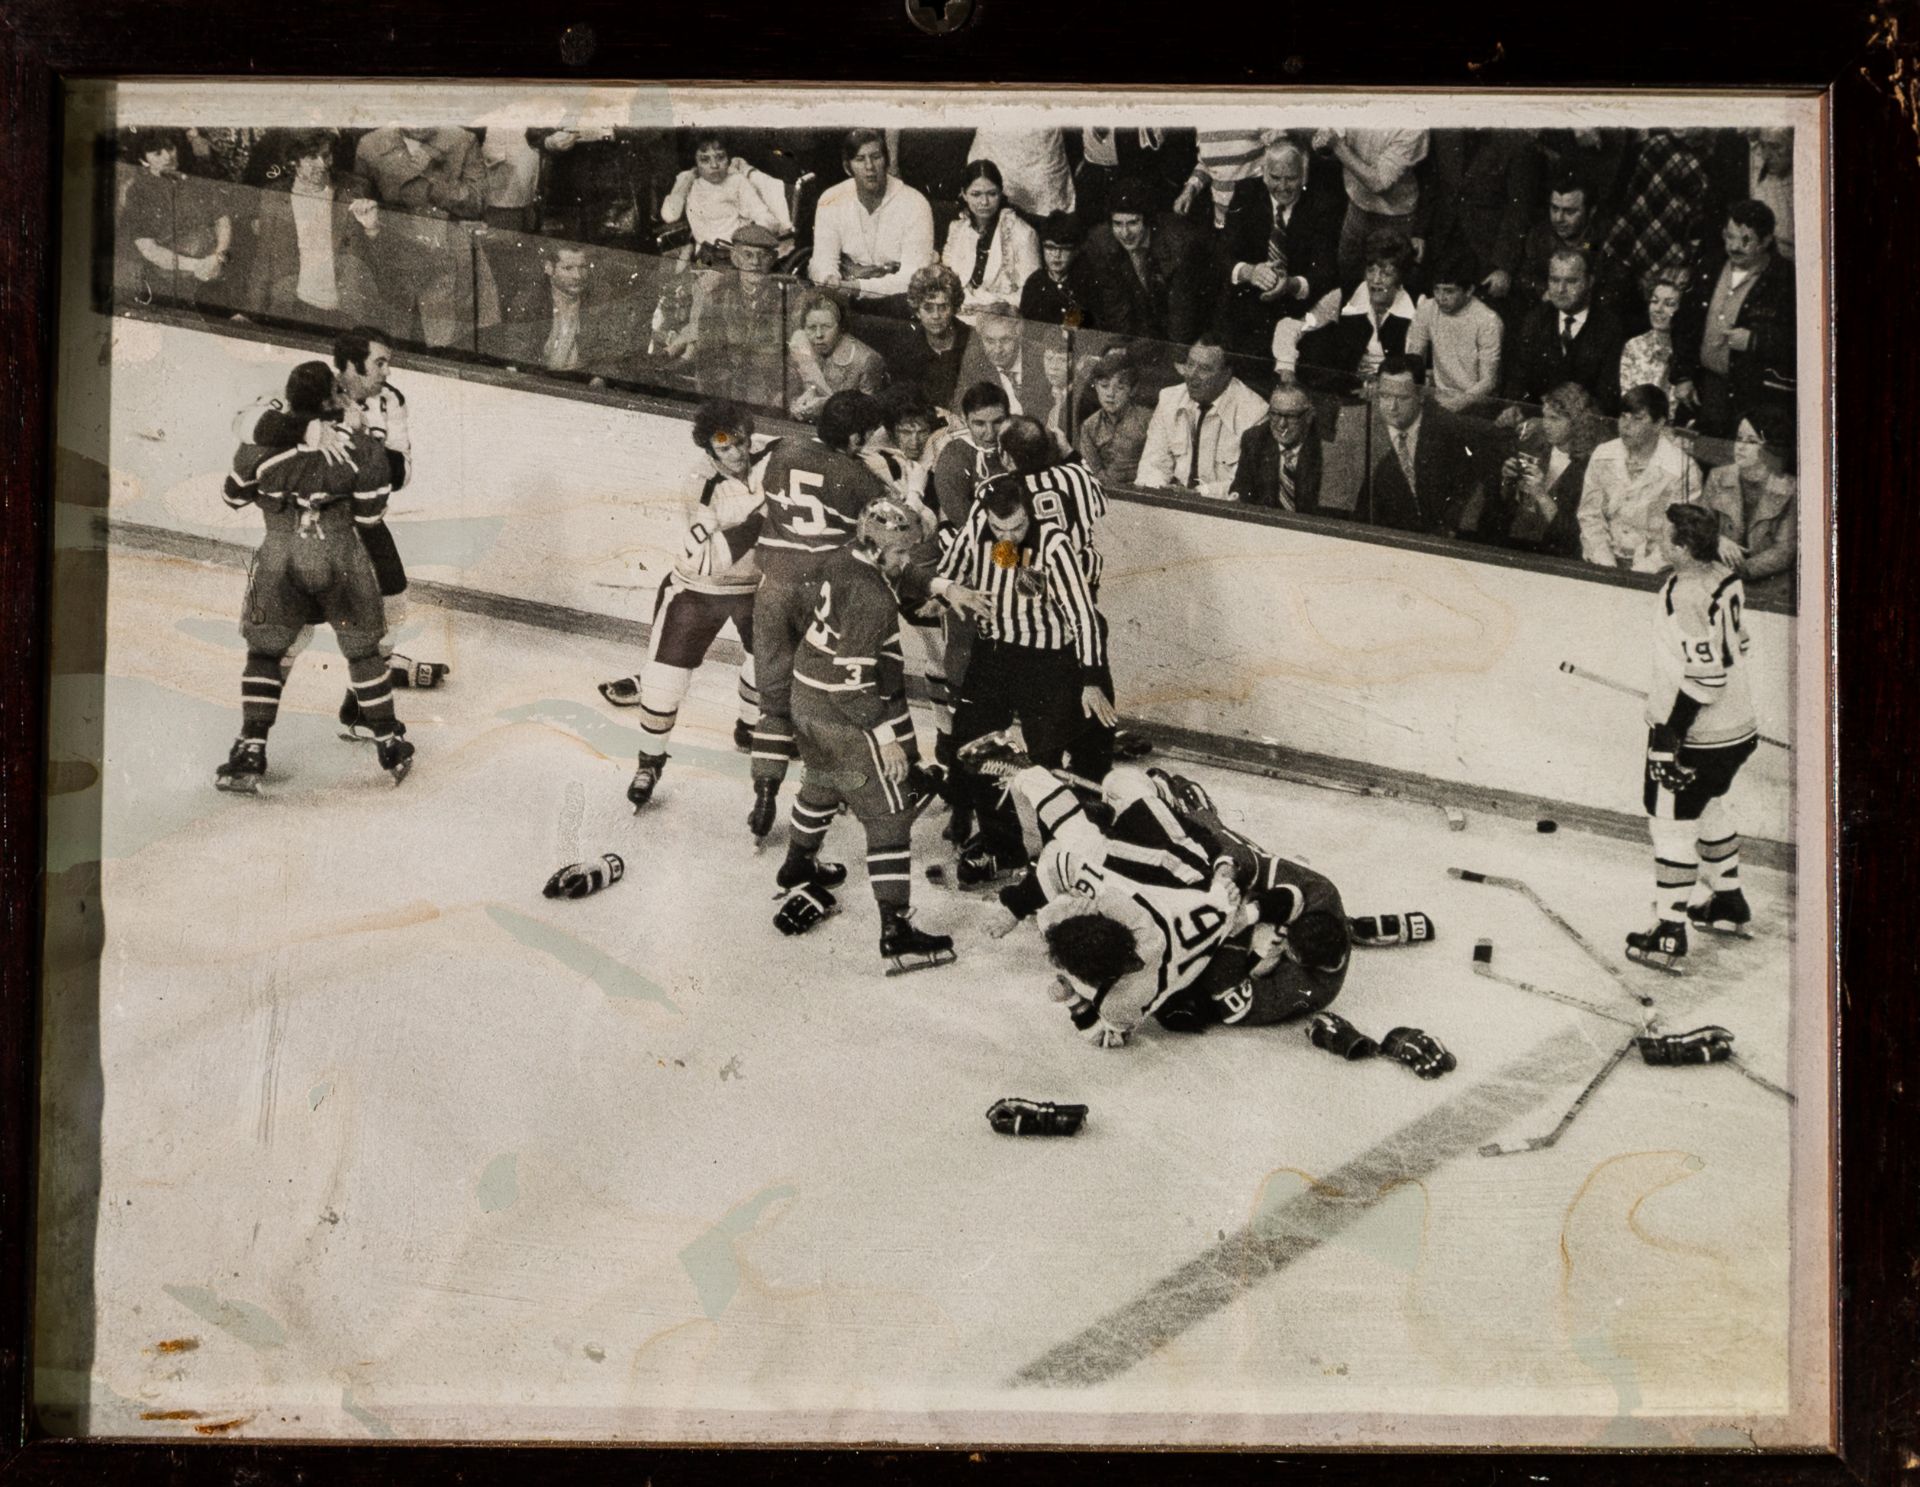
[140,1409,202,1420]
[152,1337,200,1354]
[192,1416,253,1436]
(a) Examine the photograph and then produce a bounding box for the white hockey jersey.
[1645,565,1756,748]
[674,437,776,597]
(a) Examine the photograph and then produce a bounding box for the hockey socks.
[241,651,284,735]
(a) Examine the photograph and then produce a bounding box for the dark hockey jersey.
[229,432,392,538]
[792,544,906,737]
[756,436,890,579]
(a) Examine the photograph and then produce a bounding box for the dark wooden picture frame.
[0,0,1911,1482]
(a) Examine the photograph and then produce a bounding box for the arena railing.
[101,164,1796,616]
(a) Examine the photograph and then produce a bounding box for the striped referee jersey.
[1020,457,1109,593]
[936,514,1106,676]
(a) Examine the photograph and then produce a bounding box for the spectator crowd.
[108,118,1802,603]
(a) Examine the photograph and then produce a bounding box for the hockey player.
[599,399,771,808]
[215,361,414,792]
[1628,502,1759,972]
[774,498,956,974]
[747,390,892,843]
[236,327,448,739]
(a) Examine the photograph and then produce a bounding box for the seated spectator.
[690,225,790,408]
[1076,348,1153,487]
[1312,125,1428,289]
[1019,212,1099,329]
[967,126,1076,217]
[809,129,936,315]
[1599,128,1714,304]
[117,127,232,306]
[1365,354,1490,536]
[1514,175,1615,310]
[1421,129,1541,310]
[941,160,1041,321]
[526,124,659,247]
[1670,199,1796,437]
[1135,334,1268,498]
[888,263,973,413]
[1498,381,1608,558]
[957,302,1046,415]
[660,130,792,264]
[1502,245,1627,414]
[1079,178,1217,348]
[928,382,1013,528]
[1617,269,1689,404]
[354,125,490,348]
[1703,402,1797,600]
[1217,141,1342,378]
[1747,127,1794,261]
[1406,252,1504,413]
[788,291,888,419]
[1292,229,1419,396]
[1177,128,1279,230]
[1577,382,1704,571]
[491,242,641,384]
[1231,384,1326,512]
[246,129,385,328]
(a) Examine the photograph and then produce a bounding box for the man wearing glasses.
[1230,385,1326,512]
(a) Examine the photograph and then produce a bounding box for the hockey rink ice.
[37,550,1806,1447]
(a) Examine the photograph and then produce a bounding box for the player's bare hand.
[1082,685,1118,728]
[877,738,908,784]
[1083,1018,1131,1049]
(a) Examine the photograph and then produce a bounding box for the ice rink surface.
[38,550,1801,1446]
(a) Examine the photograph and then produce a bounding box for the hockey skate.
[1625,919,1688,975]
[1687,890,1753,938]
[957,728,1031,779]
[214,737,267,795]
[747,778,780,847]
[733,719,755,753]
[1111,727,1153,762]
[376,733,416,786]
[880,908,956,976]
[597,675,642,707]
[773,854,849,897]
[627,753,667,810]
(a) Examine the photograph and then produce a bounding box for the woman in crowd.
[1703,402,1797,602]
[1500,381,1609,559]
[1577,382,1704,571]
[940,160,1041,323]
[117,127,233,307]
[787,291,889,419]
[890,263,974,413]
[1617,269,1689,405]
[659,130,792,265]
[965,127,1075,218]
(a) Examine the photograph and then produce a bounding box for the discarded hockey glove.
[773,882,837,936]
[1307,1012,1379,1061]
[1635,1025,1735,1065]
[986,1097,1088,1137]
[1380,1026,1458,1079]
[1349,912,1435,948]
[391,656,450,689]
[543,853,624,900]
[1646,726,1697,792]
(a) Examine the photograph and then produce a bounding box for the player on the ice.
[214,360,414,793]
[746,390,892,845]
[772,497,956,974]
[1627,502,1759,973]
[597,398,772,809]
[233,327,448,740]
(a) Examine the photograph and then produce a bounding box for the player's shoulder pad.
[384,383,407,406]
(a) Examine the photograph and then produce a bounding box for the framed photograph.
[1,0,1911,1481]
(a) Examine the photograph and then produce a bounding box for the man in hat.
[691,223,788,407]
[1019,211,1100,330]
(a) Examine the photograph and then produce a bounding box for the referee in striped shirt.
[931,471,1117,886]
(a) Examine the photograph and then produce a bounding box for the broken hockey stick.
[1448,868,1656,1007]
[1557,662,1789,750]
[1471,940,1653,1030]
[1478,1034,1638,1158]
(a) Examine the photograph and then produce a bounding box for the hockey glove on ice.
[1381,1026,1457,1079]
[986,1098,1088,1136]
[1348,911,1435,947]
[773,883,837,936]
[543,854,624,900]
[1307,1012,1379,1061]
[1635,1025,1735,1065]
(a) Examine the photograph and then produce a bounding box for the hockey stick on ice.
[1448,868,1656,1007]
[1557,662,1789,750]
[1472,941,1653,1030]
[1478,1034,1638,1158]
[1726,1056,1796,1104]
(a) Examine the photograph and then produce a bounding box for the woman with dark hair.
[888,263,974,413]
[116,126,233,306]
[1703,402,1797,598]
[1576,381,1705,571]
[659,129,791,263]
[939,159,1040,323]
[1500,381,1609,558]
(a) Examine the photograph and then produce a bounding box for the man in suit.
[1365,355,1490,537]
[1231,384,1326,512]
[957,302,1048,416]
[1419,129,1542,312]
[1503,245,1627,414]
[489,242,641,384]
[1669,198,1796,436]
[1079,178,1217,351]
[1216,141,1342,389]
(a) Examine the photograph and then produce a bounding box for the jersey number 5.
[771,470,833,537]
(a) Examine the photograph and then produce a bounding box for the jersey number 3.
[805,580,840,652]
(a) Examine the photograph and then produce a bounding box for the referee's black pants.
[953,638,1115,863]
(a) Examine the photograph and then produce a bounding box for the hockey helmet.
[856,497,920,555]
